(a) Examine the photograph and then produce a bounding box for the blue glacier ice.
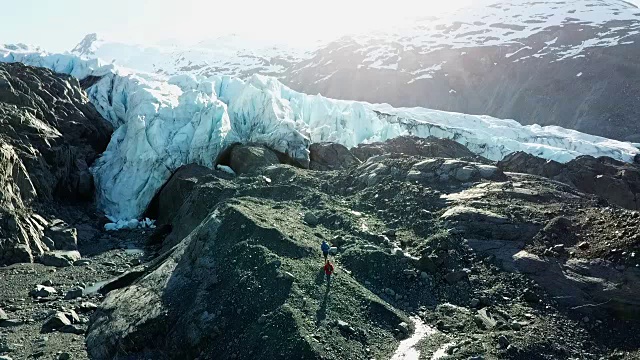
[2,45,638,221]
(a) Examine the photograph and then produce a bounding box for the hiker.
[324,260,334,283]
[321,240,330,262]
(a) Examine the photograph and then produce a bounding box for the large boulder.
[496,151,565,178]
[146,164,217,225]
[42,311,80,333]
[498,152,640,210]
[39,250,81,267]
[153,167,238,250]
[44,220,78,251]
[309,143,361,171]
[228,145,280,174]
[0,62,112,265]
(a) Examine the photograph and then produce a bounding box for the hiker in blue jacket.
[321,240,330,262]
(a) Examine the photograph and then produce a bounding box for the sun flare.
[104,0,473,46]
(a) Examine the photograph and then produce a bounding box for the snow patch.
[431,342,457,359]
[315,70,338,83]
[391,316,437,360]
[506,46,532,58]
[105,218,156,231]
[216,164,236,175]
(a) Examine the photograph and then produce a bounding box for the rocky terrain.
[0,62,112,265]
[81,140,640,359]
[0,226,151,360]
[498,152,640,211]
[1,64,640,360]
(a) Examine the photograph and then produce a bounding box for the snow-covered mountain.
[71,0,640,142]
[2,46,638,222]
[71,33,319,78]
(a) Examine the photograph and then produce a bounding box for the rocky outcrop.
[407,158,506,183]
[0,62,112,265]
[39,250,81,268]
[228,145,280,174]
[351,136,485,163]
[87,185,407,360]
[308,137,486,173]
[468,243,640,319]
[146,164,217,225]
[149,164,237,250]
[44,219,78,251]
[498,152,640,210]
[309,143,361,171]
[348,154,504,189]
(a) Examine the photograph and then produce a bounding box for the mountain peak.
[71,33,102,56]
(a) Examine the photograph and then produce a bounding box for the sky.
[0,0,473,52]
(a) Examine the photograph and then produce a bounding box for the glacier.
[1,45,638,221]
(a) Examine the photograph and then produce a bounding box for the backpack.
[321,241,330,252]
[324,262,334,275]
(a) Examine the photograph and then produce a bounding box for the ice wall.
[2,46,638,220]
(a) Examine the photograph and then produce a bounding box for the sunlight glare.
[106,0,473,46]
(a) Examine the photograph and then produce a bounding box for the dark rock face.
[0,62,112,265]
[0,63,112,199]
[351,136,485,163]
[497,152,565,178]
[44,219,78,251]
[228,145,280,174]
[150,164,236,250]
[309,143,361,171]
[498,152,640,210]
[147,164,216,225]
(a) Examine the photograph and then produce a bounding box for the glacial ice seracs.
[2,45,638,221]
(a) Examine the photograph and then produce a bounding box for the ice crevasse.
[1,45,638,221]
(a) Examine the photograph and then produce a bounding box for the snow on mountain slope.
[2,46,638,221]
[72,33,318,78]
[71,0,640,142]
[347,0,640,67]
[73,0,640,76]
